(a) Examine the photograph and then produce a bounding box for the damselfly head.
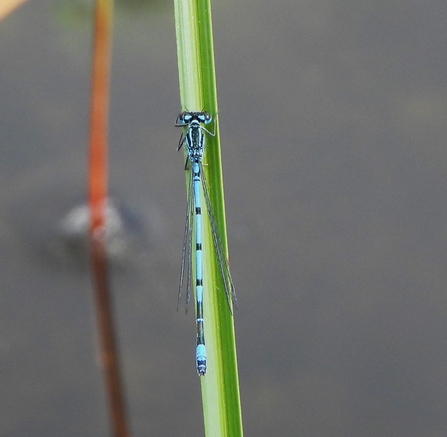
[176,111,212,126]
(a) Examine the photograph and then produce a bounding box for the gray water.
[1,0,447,436]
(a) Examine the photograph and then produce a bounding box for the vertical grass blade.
[88,1,130,436]
[173,1,244,436]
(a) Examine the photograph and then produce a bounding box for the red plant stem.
[88,1,130,436]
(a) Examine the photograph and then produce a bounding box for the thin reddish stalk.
[88,1,130,436]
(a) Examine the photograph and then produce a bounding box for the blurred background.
[1,0,447,435]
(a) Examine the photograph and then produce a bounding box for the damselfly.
[176,111,237,376]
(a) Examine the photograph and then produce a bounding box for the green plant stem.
[173,1,243,437]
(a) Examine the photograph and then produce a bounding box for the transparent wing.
[178,169,194,313]
[201,164,237,312]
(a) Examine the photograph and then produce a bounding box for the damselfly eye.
[176,112,186,124]
[198,112,212,124]
[182,113,192,123]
